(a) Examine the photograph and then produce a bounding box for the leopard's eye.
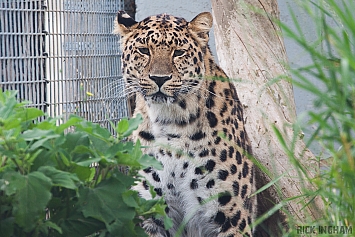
[138,47,150,56]
[173,49,185,57]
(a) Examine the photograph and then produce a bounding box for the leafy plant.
[0,90,169,237]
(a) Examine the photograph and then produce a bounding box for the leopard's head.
[114,11,212,104]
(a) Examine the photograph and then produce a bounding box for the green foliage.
[274,0,355,235]
[0,90,168,237]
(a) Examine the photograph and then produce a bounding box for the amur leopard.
[114,11,256,237]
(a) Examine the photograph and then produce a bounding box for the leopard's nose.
[149,75,172,88]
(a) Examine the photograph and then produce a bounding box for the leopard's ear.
[113,11,138,36]
[188,12,213,44]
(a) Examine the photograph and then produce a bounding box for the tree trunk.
[211,0,323,236]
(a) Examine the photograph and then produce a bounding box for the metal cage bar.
[1,0,127,133]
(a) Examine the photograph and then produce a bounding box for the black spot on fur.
[220,149,227,162]
[142,180,149,190]
[233,181,239,196]
[205,160,216,172]
[143,167,152,173]
[176,119,188,126]
[233,119,239,130]
[197,196,203,204]
[198,51,203,62]
[152,172,160,182]
[235,151,242,164]
[231,210,241,226]
[178,99,186,109]
[206,111,218,128]
[218,170,229,181]
[220,102,228,117]
[195,167,203,175]
[153,217,164,228]
[242,161,249,178]
[154,188,163,196]
[183,162,189,169]
[224,88,230,98]
[139,131,155,141]
[167,183,174,189]
[190,179,198,189]
[231,106,237,115]
[239,218,246,232]
[189,131,206,141]
[221,219,232,232]
[214,211,226,225]
[228,146,235,158]
[206,179,215,188]
[241,184,248,198]
[218,192,232,206]
[206,95,215,109]
[167,133,181,139]
[199,148,209,157]
[214,136,221,145]
[209,149,216,157]
[230,164,237,174]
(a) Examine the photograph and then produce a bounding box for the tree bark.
[211,0,323,236]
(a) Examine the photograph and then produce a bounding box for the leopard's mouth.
[149,91,176,103]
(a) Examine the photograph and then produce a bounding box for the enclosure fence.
[0,0,128,132]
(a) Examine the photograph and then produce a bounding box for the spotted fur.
[114,11,256,237]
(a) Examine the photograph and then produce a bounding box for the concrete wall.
[135,0,322,153]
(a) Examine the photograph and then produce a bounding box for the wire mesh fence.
[1,0,128,133]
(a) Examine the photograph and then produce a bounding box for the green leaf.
[12,172,52,231]
[163,215,173,230]
[116,152,140,167]
[2,172,26,196]
[76,157,102,167]
[17,107,44,122]
[21,128,56,140]
[139,154,163,170]
[117,119,130,134]
[28,135,60,151]
[38,166,80,190]
[0,217,14,237]
[60,212,106,237]
[71,163,96,182]
[39,221,63,235]
[122,190,139,208]
[56,115,83,133]
[123,114,143,137]
[63,131,90,152]
[79,176,136,226]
